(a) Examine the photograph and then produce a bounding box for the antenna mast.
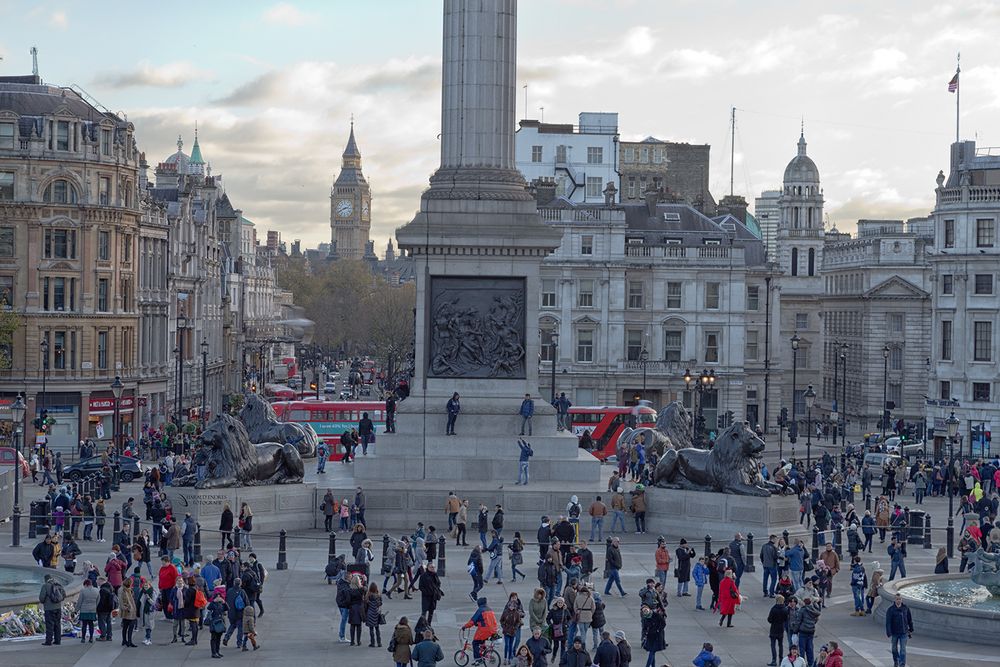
[729,106,736,197]
[30,46,38,77]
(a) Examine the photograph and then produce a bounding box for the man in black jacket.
[32,535,55,568]
[537,517,552,560]
[553,517,576,561]
[765,594,789,666]
[358,412,374,455]
[560,637,592,667]
[492,505,505,539]
[593,631,619,667]
[418,563,443,623]
[602,538,626,597]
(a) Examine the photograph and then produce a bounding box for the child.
[692,557,709,610]
[241,599,260,651]
[693,641,722,667]
[814,566,829,608]
[865,563,884,615]
[340,499,351,531]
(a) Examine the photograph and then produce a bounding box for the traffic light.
[36,409,52,433]
[309,382,318,392]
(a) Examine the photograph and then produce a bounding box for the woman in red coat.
[717,568,740,628]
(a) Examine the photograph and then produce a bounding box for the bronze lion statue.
[174,415,305,489]
[653,421,777,496]
[616,401,693,459]
[239,393,318,458]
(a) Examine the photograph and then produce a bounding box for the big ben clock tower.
[329,121,371,260]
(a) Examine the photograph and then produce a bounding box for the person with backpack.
[567,496,582,541]
[184,575,204,645]
[97,577,116,642]
[39,573,67,646]
[223,578,247,648]
[849,557,869,617]
[485,531,505,584]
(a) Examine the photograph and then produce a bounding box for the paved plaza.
[0,451,995,667]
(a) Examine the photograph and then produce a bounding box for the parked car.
[323,381,337,394]
[863,452,904,480]
[63,455,142,483]
[0,447,30,478]
[883,436,926,459]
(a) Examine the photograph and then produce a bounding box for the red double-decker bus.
[569,405,658,460]
[271,399,385,459]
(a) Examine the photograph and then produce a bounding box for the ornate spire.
[190,124,205,165]
[176,134,183,152]
[342,120,361,159]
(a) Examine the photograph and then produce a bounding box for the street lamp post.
[805,385,816,468]
[201,339,209,430]
[39,337,49,424]
[10,394,25,547]
[840,344,848,449]
[881,344,890,441]
[790,334,800,449]
[684,368,695,440]
[946,411,960,557]
[549,332,559,404]
[175,315,187,425]
[832,341,839,442]
[639,347,649,401]
[110,376,124,492]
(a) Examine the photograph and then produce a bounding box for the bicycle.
[454,629,501,667]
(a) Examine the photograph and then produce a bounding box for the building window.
[540,329,555,362]
[705,282,720,309]
[939,380,951,401]
[944,219,955,248]
[0,275,12,307]
[98,230,110,261]
[973,382,991,402]
[53,331,66,370]
[55,120,70,151]
[99,176,111,205]
[888,382,902,408]
[555,145,567,163]
[941,320,952,360]
[746,285,760,311]
[0,172,13,201]
[745,329,759,361]
[808,247,816,276]
[577,330,594,363]
[664,329,682,362]
[51,277,67,311]
[581,235,593,256]
[666,282,682,309]
[628,281,644,309]
[587,147,603,164]
[43,179,78,204]
[974,321,992,361]
[624,147,635,162]
[531,145,542,163]
[640,147,648,163]
[0,228,13,257]
[653,147,665,164]
[790,247,799,276]
[974,274,994,295]
[889,346,902,371]
[122,234,132,262]
[795,313,808,330]
[977,219,995,248]
[97,331,108,370]
[705,330,720,363]
[888,313,903,334]
[627,178,636,199]
[101,128,112,156]
[541,279,556,308]
[626,329,645,361]
[98,278,109,312]
[941,274,954,295]
[43,229,77,259]
[578,279,594,307]
[0,122,13,149]
[585,176,602,198]
[121,279,131,311]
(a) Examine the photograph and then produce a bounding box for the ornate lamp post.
[839,343,848,449]
[805,384,816,468]
[39,337,49,419]
[549,331,559,404]
[946,411,960,557]
[882,344,890,441]
[10,394,25,547]
[110,375,124,491]
[639,346,649,401]
[201,339,209,429]
[790,334,800,447]
[175,314,187,425]
[684,368,695,439]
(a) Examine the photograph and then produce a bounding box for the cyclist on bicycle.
[462,597,498,664]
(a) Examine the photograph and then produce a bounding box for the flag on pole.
[948,72,959,93]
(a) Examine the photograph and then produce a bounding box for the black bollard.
[113,511,122,545]
[923,514,932,550]
[437,535,446,577]
[233,526,241,551]
[782,529,790,547]
[11,506,20,548]
[811,525,819,562]
[865,493,872,512]
[745,533,756,573]
[328,532,337,564]
[834,525,843,558]
[133,515,140,538]
[277,529,289,570]
[194,523,202,562]
[704,534,712,558]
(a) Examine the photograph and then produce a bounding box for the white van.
[863,452,904,480]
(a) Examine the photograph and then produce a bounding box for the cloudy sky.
[2,0,997,254]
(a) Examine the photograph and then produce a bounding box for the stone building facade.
[0,75,142,452]
[619,138,715,212]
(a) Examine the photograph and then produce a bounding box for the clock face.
[336,199,353,217]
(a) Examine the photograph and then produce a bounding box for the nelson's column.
[354,0,599,490]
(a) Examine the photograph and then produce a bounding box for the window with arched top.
[791,247,799,276]
[808,248,816,276]
[43,179,79,204]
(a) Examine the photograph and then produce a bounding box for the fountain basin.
[0,565,79,614]
[879,573,1000,644]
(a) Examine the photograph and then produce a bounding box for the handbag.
[553,623,564,639]
[387,637,397,653]
[729,587,739,600]
[378,612,387,626]
[211,617,226,634]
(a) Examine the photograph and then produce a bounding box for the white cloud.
[50,11,68,29]
[622,26,655,57]
[263,3,310,27]
[868,48,908,74]
[95,61,213,89]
